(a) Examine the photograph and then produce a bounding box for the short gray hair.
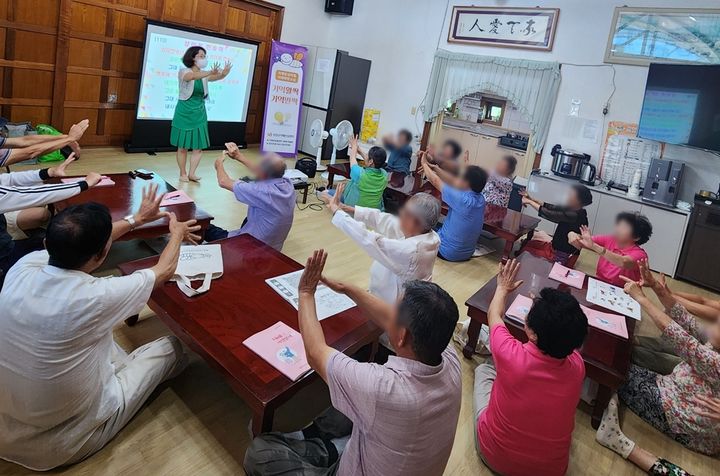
[260,153,287,179]
[405,192,441,232]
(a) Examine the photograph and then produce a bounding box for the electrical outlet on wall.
[411,106,417,116]
[108,93,118,103]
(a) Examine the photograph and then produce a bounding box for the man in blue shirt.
[422,155,488,261]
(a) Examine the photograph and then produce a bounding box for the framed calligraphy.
[448,6,559,51]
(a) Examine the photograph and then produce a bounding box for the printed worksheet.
[586,278,641,320]
[266,270,356,321]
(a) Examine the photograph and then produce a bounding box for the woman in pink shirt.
[474,260,588,476]
[569,212,652,286]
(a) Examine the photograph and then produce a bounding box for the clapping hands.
[298,249,328,295]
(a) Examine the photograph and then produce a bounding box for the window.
[480,98,506,126]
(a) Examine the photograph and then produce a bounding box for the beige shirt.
[0,251,155,470]
[326,346,461,476]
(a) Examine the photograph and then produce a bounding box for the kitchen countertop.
[531,171,692,216]
[442,118,508,138]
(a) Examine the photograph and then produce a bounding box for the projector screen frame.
[126,19,260,153]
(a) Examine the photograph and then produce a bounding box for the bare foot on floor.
[179,175,189,183]
[188,175,202,182]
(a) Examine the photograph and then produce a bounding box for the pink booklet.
[548,262,586,289]
[160,190,194,207]
[581,304,628,339]
[243,322,312,381]
[61,176,115,187]
[506,295,534,323]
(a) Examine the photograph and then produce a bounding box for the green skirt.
[170,94,210,150]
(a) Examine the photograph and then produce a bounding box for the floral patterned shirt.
[656,303,720,455]
[482,173,513,208]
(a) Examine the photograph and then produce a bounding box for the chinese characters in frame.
[448,7,560,51]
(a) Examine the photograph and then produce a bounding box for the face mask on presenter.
[195,58,208,69]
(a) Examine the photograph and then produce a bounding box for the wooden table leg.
[125,315,139,327]
[463,319,482,359]
[327,172,335,189]
[592,384,613,429]
[302,185,309,204]
[252,405,275,437]
[501,239,515,260]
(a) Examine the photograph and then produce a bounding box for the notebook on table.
[243,321,312,382]
[160,190,194,207]
[581,304,629,339]
[548,262,586,289]
[506,294,534,323]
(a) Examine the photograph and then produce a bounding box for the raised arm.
[348,135,360,167]
[2,120,89,167]
[149,213,201,287]
[181,65,216,82]
[297,250,336,381]
[488,259,523,329]
[574,226,638,269]
[225,142,262,177]
[422,154,445,191]
[208,61,232,82]
[214,153,237,191]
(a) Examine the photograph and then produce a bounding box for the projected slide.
[638,89,698,145]
[137,23,258,122]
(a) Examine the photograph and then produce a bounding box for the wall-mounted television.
[638,64,720,153]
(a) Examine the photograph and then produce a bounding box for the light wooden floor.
[1,148,717,475]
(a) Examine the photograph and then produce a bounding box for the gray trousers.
[65,336,187,465]
[633,335,682,376]
[244,407,352,476]
[473,362,501,475]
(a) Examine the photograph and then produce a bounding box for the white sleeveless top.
[177,68,209,101]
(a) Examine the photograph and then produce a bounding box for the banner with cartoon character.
[261,41,308,157]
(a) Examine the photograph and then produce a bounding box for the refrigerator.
[298,46,371,160]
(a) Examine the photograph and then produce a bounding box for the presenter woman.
[171,46,232,182]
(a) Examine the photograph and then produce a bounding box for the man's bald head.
[259,153,287,180]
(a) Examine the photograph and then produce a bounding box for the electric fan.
[308,119,329,172]
[329,120,354,165]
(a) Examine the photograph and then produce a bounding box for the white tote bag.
[172,244,224,297]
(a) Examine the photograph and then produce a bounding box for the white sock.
[282,430,305,440]
[331,435,351,454]
[595,394,635,459]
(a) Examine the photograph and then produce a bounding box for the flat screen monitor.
[638,64,720,153]
[127,20,259,152]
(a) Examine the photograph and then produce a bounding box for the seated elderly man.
[244,250,461,476]
[205,143,295,250]
[0,185,200,471]
[324,182,440,304]
[420,139,464,176]
[0,119,88,168]
[0,153,101,286]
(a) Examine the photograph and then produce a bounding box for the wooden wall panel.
[0,0,284,145]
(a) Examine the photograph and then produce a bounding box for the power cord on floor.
[295,182,325,212]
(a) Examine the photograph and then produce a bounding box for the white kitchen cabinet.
[440,126,530,176]
[592,194,642,236]
[639,205,688,276]
[474,133,502,169]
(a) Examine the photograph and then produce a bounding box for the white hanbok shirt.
[0,251,156,471]
[332,207,440,304]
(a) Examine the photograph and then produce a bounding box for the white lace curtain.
[423,50,561,151]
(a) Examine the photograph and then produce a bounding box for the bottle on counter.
[627,169,642,198]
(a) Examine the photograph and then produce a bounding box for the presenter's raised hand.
[222,61,233,76]
[68,119,90,141]
[210,62,221,75]
[84,172,102,188]
[47,153,77,178]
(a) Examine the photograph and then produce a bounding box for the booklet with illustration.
[506,294,534,323]
[160,190,194,207]
[581,304,628,339]
[548,262,586,289]
[586,277,641,320]
[243,321,312,382]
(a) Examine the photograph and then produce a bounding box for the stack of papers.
[548,263,586,289]
[266,270,356,321]
[586,278,641,320]
[62,176,115,187]
[243,322,311,381]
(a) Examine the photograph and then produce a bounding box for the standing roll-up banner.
[260,41,308,157]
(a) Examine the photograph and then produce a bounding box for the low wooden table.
[53,172,213,240]
[326,162,351,189]
[464,252,635,429]
[117,235,381,435]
